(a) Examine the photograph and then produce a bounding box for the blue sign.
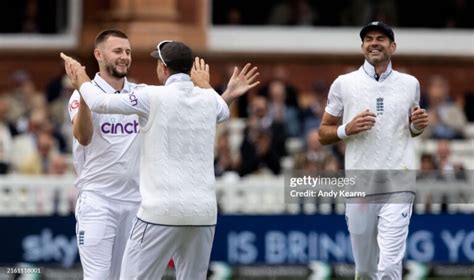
[0,216,78,267]
[0,214,473,267]
[211,214,474,264]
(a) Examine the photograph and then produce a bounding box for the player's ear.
[93,48,102,62]
[390,41,397,54]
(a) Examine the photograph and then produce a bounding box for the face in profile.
[97,36,132,79]
[361,30,396,65]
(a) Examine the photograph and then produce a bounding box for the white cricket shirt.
[325,60,420,170]
[78,73,229,225]
[69,73,143,202]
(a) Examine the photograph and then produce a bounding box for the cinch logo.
[101,120,139,134]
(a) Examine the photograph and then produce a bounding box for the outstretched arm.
[61,52,149,117]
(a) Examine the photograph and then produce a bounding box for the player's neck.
[374,61,390,76]
[99,71,125,92]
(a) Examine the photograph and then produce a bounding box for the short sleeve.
[325,77,343,117]
[212,90,230,123]
[68,90,81,122]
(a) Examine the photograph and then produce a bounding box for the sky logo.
[101,120,139,134]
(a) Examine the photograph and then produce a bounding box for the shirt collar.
[165,73,191,86]
[362,60,393,82]
[92,73,132,93]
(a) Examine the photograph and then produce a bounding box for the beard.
[105,62,129,79]
[366,49,390,65]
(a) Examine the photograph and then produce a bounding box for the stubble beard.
[106,63,128,79]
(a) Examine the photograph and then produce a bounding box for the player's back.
[137,81,226,226]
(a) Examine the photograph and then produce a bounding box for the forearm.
[221,89,236,106]
[318,125,341,145]
[73,97,93,145]
[78,82,109,113]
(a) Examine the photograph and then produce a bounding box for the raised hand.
[60,52,91,89]
[220,63,260,106]
[191,56,211,88]
[226,63,260,98]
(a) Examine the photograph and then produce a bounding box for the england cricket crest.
[376,97,384,115]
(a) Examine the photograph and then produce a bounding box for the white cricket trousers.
[345,193,414,280]
[75,191,140,280]
[120,219,215,280]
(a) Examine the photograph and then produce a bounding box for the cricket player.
[68,29,142,280]
[318,22,429,279]
[61,40,259,279]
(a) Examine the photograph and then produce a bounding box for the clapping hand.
[60,52,90,89]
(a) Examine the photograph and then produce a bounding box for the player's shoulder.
[334,68,361,83]
[129,82,147,89]
[392,70,419,85]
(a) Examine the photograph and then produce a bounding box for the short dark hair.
[151,41,193,74]
[95,29,128,47]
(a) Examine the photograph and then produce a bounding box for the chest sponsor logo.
[101,120,139,134]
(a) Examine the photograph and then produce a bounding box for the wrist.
[337,123,349,140]
[410,122,423,134]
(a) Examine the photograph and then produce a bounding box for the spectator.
[0,97,16,174]
[10,109,58,174]
[18,131,58,175]
[4,69,46,133]
[47,153,69,175]
[258,64,300,109]
[424,75,467,139]
[214,129,238,177]
[435,139,467,181]
[294,128,332,172]
[417,152,441,180]
[267,80,301,137]
[239,97,282,176]
[299,81,328,138]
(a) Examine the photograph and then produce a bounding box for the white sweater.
[80,74,229,225]
[326,61,420,170]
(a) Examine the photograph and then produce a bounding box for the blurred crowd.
[213,0,473,28]
[0,70,73,175]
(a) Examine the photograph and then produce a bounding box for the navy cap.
[151,41,193,73]
[360,21,395,41]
